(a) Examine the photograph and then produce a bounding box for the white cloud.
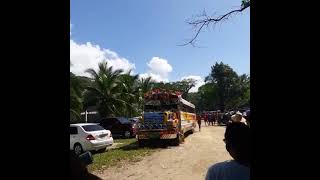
[70,39,135,76]
[139,73,149,80]
[147,57,172,77]
[139,72,168,82]
[140,57,172,82]
[181,75,205,93]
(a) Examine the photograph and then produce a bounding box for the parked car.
[129,117,140,124]
[70,123,113,155]
[99,117,137,138]
[129,117,137,123]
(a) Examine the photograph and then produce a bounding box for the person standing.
[212,112,217,125]
[207,113,212,126]
[205,122,250,180]
[197,114,202,131]
[204,112,209,126]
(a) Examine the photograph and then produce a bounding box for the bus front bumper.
[137,130,177,139]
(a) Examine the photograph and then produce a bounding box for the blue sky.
[70,0,249,92]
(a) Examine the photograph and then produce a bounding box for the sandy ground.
[94,123,231,180]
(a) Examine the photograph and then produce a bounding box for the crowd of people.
[196,110,250,131]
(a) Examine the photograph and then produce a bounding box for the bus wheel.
[171,133,180,146]
[180,133,185,143]
[190,127,195,134]
[138,139,146,147]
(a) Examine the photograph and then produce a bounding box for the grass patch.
[113,138,137,146]
[88,138,157,172]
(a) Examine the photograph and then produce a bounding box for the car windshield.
[118,117,130,124]
[82,125,105,132]
[130,118,138,122]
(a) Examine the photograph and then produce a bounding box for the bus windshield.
[144,103,178,112]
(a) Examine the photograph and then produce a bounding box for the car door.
[100,118,113,133]
[101,118,118,134]
[70,126,78,150]
[100,119,110,130]
[112,118,123,135]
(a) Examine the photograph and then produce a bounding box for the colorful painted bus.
[136,89,196,146]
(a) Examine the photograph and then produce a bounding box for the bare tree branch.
[180,1,250,46]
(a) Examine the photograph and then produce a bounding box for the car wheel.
[124,130,131,138]
[74,143,83,156]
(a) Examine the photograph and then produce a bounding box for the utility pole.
[85,110,88,123]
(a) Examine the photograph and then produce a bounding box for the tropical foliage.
[70,61,249,122]
[187,62,250,112]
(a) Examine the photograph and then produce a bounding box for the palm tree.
[85,61,127,118]
[70,72,83,122]
[139,77,154,94]
[117,70,141,117]
[138,77,154,111]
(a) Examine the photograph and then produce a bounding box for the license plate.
[149,132,160,139]
[99,134,107,138]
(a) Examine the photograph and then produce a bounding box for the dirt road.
[94,124,231,180]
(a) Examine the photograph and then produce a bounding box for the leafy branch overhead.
[181,0,250,46]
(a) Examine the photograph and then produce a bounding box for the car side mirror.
[78,151,93,165]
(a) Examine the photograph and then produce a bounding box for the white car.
[70,123,113,155]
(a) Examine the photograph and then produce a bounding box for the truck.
[136,89,196,146]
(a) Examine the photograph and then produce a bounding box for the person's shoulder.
[209,160,234,169]
[206,161,231,180]
[206,160,250,180]
[207,160,230,176]
[208,160,247,173]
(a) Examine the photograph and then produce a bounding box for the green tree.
[151,79,196,99]
[118,71,140,117]
[227,74,250,108]
[198,83,219,111]
[139,77,154,95]
[174,79,197,99]
[78,76,95,110]
[137,77,154,112]
[205,62,238,111]
[70,72,84,122]
[85,61,128,118]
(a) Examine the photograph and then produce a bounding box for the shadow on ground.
[119,131,195,151]
[90,131,196,154]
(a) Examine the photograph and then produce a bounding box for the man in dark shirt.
[205,122,250,180]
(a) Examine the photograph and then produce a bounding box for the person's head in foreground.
[70,152,102,180]
[205,122,250,180]
[231,111,247,125]
[225,122,250,165]
[234,111,243,121]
